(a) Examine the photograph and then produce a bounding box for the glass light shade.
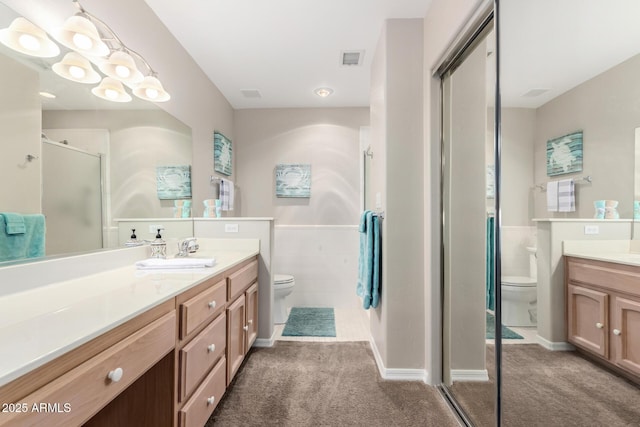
[52,52,101,84]
[314,87,334,97]
[0,17,60,58]
[54,15,109,57]
[133,76,171,102]
[91,77,132,102]
[99,51,144,84]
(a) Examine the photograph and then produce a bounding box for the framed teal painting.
[546,131,583,176]
[156,165,192,199]
[214,131,232,176]
[275,164,311,198]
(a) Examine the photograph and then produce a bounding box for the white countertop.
[563,239,640,267]
[0,246,258,388]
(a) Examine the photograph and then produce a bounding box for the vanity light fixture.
[91,77,132,103]
[0,17,60,58]
[52,51,101,83]
[54,14,109,57]
[99,51,144,84]
[133,75,171,102]
[314,87,334,98]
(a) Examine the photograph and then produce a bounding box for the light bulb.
[68,65,86,79]
[115,64,130,78]
[18,33,40,51]
[145,88,159,99]
[72,32,92,50]
[105,88,118,99]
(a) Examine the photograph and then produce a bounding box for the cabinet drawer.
[0,311,175,427]
[179,312,226,402]
[180,278,226,339]
[179,357,226,427]
[228,259,258,301]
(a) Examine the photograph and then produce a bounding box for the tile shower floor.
[274,308,371,342]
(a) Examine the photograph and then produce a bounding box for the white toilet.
[501,246,537,327]
[273,274,295,324]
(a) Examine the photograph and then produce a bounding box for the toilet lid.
[274,274,294,285]
[502,276,536,287]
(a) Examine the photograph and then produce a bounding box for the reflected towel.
[558,178,575,212]
[1,212,25,235]
[357,210,381,309]
[0,214,45,262]
[220,179,235,211]
[135,257,216,270]
[546,181,559,212]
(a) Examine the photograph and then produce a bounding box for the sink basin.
[135,257,215,270]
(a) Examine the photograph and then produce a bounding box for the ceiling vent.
[521,88,549,98]
[341,50,364,66]
[241,89,262,98]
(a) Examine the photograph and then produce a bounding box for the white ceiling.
[144,0,433,109]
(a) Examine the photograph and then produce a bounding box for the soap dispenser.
[125,229,143,247]
[150,229,167,259]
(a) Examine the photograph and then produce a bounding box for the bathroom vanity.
[565,255,640,384]
[0,243,259,427]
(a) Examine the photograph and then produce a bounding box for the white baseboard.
[369,339,429,383]
[536,335,575,351]
[253,330,277,348]
[451,369,489,382]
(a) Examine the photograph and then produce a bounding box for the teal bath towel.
[357,210,381,309]
[486,216,495,311]
[0,214,46,262]
[1,212,26,235]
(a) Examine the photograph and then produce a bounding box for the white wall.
[234,108,368,224]
[0,53,40,214]
[533,54,640,219]
[369,18,425,373]
[233,108,368,311]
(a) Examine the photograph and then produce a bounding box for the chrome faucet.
[176,238,199,257]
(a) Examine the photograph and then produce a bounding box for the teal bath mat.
[282,307,336,337]
[486,312,523,340]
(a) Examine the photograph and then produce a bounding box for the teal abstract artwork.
[275,164,311,198]
[546,131,583,176]
[214,132,232,176]
[156,165,191,199]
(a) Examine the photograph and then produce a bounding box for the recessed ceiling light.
[521,88,549,98]
[314,87,333,98]
[39,91,56,99]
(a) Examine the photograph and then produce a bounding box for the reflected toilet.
[501,246,537,327]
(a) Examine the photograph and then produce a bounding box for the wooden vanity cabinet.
[566,256,640,381]
[226,260,259,384]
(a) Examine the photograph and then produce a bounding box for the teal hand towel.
[1,212,26,235]
[357,210,381,310]
[0,214,45,262]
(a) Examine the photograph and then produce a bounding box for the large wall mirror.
[498,0,640,425]
[0,0,192,263]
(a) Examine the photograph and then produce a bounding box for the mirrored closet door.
[439,9,497,426]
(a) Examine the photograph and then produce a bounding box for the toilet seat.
[502,276,536,287]
[274,274,294,286]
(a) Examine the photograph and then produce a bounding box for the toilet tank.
[526,246,537,279]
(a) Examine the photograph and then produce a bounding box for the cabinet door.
[245,282,258,351]
[612,296,640,376]
[226,295,246,385]
[567,284,609,358]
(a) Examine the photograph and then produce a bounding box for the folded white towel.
[135,257,216,270]
[219,179,235,211]
[546,181,559,212]
[558,178,575,212]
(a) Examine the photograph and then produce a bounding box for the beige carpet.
[207,341,459,426]
[450,344,640,426]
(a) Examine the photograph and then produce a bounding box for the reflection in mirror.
[0,1,191,262]
[501,1,640,424]
[440,17,496,426]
